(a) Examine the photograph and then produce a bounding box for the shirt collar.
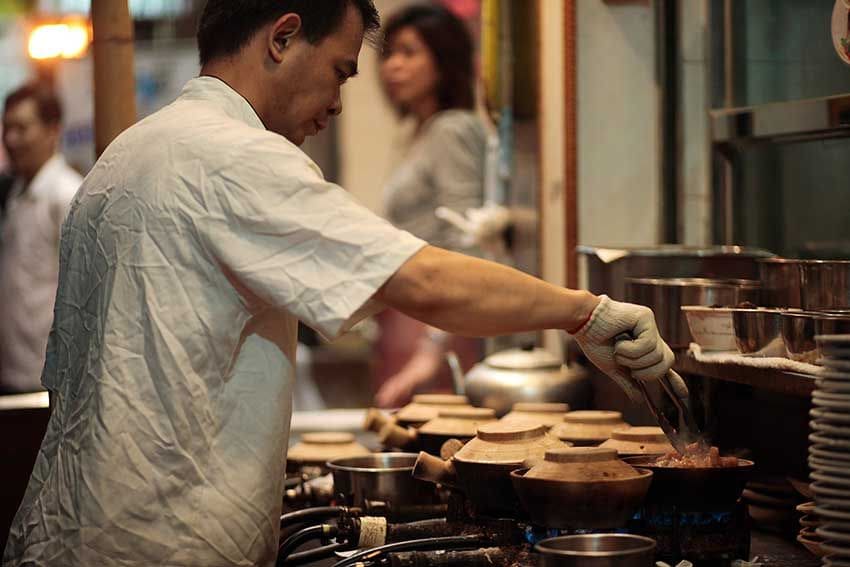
[180,76,267,131]
[12,154,65,200]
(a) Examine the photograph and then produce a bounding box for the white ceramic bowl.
[682,306,736,351]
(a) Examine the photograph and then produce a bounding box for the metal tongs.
[615,333,705,454]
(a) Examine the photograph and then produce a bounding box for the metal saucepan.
[535,534,657,567]
[622,455,754,510]
[626,278,760,348]
[327,453,439,508]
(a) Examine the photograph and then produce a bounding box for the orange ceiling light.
[28,20,91,60]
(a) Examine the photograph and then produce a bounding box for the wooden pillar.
[91,0,136,157]
[564,0,578,290]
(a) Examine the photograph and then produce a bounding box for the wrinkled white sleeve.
[198,142,427,340]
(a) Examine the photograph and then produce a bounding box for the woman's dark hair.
[3,83,62,126]
[382,3,475,113]
[197,0,380,67]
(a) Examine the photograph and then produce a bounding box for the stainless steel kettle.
[464,345,590,416]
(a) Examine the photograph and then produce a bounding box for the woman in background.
[374,3,487,407]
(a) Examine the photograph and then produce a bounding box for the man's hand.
[572,295,676,402]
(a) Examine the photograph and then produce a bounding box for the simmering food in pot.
[654,442,739,468]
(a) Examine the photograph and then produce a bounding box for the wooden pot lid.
[412,394,469,405]
[419,407,497,437]
[454,422,569,465]
[599,426,674,456]
[501,402,570,429]
[512,402,570,413]
[524,447,643,482]
[395,395,472,425]
[564,410,625,424]
[552,411,630,444]
[288,431,371,464]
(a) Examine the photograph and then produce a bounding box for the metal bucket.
[578,245,774,301]
[535,534,656,567]
[800,261,850,310]
[758,258,807,308]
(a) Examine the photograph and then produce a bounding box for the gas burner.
[630,501,751,565]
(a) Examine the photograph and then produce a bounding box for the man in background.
[0,84,82,393]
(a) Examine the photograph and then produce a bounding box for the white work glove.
[572,295,684,403]
[435,204,511,256]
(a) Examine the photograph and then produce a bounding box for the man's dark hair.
[3,83,63,126]
[197,0,380,66]
[382,3,475,113]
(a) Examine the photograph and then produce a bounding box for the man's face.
[267,4,365,145]
[2,98,59,180]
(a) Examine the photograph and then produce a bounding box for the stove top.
[282,485,759,566]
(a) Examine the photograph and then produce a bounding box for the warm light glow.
[28,22,90,60]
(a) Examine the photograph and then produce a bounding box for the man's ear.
[269,13,302,63]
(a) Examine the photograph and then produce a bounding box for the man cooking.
[3,1,678,566]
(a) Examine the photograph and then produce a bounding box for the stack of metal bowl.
[756,259,850,362]
[679,259,850,361]
[626,277,760,349]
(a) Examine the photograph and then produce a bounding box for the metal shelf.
[674,352,816,398]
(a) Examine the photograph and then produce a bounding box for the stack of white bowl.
[809,335,850,565]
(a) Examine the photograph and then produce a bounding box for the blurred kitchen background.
[1,0,849,404]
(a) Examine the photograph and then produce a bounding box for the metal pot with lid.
[465,346,588,416]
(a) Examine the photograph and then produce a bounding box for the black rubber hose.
[331,535,486,567]
[284,541,353,566]
[280,506,344,528]
[277,525,337,566]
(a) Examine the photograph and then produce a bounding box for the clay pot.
[287,432,371,472]
[551,411,631,446]
[395,394,473,427]
[363,395,472,434]
[510,447,652,529]
[413,422,570,517]
[599,427,675,457]
[378,407,497,455]
[500,402,570,429]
